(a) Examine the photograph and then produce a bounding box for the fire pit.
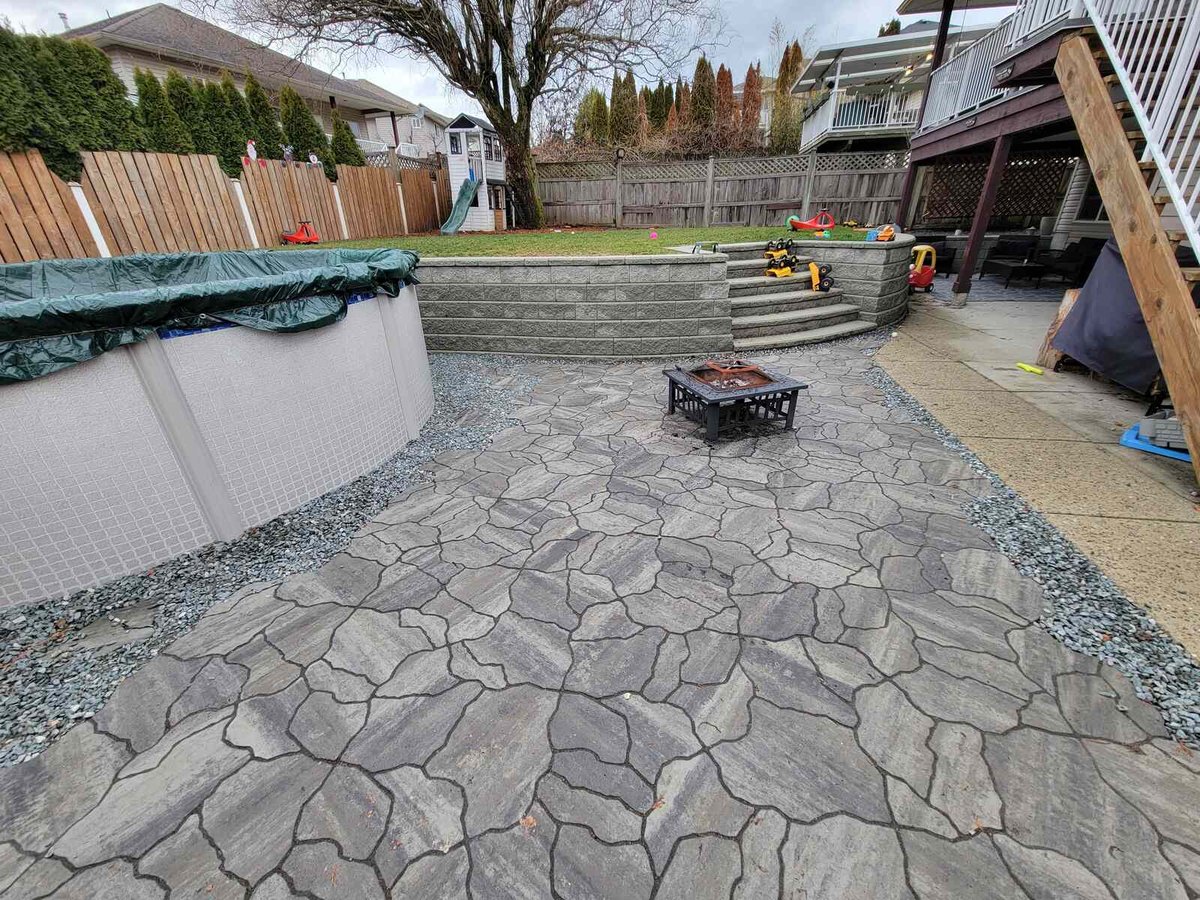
[663,360,807,440]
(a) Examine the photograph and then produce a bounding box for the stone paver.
[1,345,1198,898]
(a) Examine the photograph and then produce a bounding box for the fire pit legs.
[705,404,721,442]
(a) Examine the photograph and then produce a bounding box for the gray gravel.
[0,354,538,767]
[866,360,1200,747]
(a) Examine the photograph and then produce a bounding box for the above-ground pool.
[0,249,432,609]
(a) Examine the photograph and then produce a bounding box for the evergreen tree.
[573,88,609,144]
[610,69,638,145]
[663,82,674,125]
[69,40,141,150]
[220,72,254,142]
[690,56,715,128]
[244,72,285,158]
[768,44,805,155]
[199,80,244,176]
[878,18,901,36]
[714,63,735,150]
[678,82,691,124]
[279,86,333,178]
[666,103,678,133]
[164,69,212,154]
[331,112,366,165]
[636,90,649,145]
[134,68,193,154]
[739,63,763,148]
[0,31,33,154]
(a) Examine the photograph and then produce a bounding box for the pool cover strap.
[0,248,419,383]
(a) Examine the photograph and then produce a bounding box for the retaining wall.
[784,235,915,326]
[416,255,733,357]
[0,287,432,609]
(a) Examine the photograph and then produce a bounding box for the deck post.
[896,162,919,228]
[952,134,1011,304]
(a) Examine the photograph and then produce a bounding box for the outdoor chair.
[984,236,1041,265]
[1037,237,1106,286]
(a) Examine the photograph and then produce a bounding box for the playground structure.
[441,114,508,233]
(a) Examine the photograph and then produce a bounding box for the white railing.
[355,138,392,153]
[1008,0,1078,46]
[1085,0,1200,256]
[800,90,921,149]
[920,17,1024,131]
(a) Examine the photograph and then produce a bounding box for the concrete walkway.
[879,300,1200,658]
[2,342,1199,899]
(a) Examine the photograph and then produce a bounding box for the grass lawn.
[311,225,870,257]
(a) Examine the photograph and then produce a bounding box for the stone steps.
[731,287,845,317]
[731,274,829,298]
[731,303,862,339]
[714,239,797,261]
[734,318,877,351]
[726,256,813,277]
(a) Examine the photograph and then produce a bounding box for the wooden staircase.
[718,243,875,351]
[1056,34,1200,483]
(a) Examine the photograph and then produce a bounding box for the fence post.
[331,183,351,240]
[801,151,817,217]
[703,156,716,226]
[396,180,410,235]
[432,170,442,224]
[228,178,260,248]
[69,182,111,258]
[614,159,623,227]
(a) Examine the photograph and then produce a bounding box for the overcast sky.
[0,0,1007,118]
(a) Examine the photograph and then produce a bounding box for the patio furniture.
[1037,237,1106,286]
[982,259,1046,288]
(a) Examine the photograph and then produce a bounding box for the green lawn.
[310,225,869,257]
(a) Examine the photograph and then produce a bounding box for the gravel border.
[0,354,539,767]
[865,359,1200,746]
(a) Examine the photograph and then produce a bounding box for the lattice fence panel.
[717,155,810,178]
[623,160,709,181]
[538,160,616,180]
[813,150,909,173]
[921,152,1077,223]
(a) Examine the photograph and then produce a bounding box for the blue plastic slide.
[440,178,480,235]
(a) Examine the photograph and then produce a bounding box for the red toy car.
[908,244,936,293]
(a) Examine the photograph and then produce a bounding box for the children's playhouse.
[442,114,509,233]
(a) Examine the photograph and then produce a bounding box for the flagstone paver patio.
[3,341,1200,899]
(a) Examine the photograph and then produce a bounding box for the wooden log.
[1035,288,1080,369]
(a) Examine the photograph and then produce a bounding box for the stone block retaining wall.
[784,235,914,326]
[416,255,733,357]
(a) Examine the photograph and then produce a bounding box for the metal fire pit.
[663,359,807,440]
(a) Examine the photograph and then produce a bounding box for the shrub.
[135,68,193,154]
[164,70,213,154]
[198,79,244,177]
[330,112,366,165]
[244,72,285,158]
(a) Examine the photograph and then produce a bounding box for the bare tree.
[204,0,717,227]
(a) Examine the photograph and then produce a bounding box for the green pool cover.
[0,248,419,383]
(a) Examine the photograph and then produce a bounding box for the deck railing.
[920,17,1024,131]
[800,89,922,150]
[1085,0,1200,256]
[1008,0,1079,46]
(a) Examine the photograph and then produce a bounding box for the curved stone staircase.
[719,243,876,351]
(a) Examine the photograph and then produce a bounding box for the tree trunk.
[500,139,544,229]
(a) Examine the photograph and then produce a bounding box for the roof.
[64,4,399,112]
[447,113,496,132]
[344,79,451,126]
[792,19,1001,92]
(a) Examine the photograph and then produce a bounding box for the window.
[494,140,502,162]
[449,133,461,154]
[484,135,494,160]
[1077,177,1109,222]
[412,115,423,129]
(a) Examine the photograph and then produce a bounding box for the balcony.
[800,89,923,151]
[918,0,1081,133]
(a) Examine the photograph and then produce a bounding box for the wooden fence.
[83,151,250,256]
[0,149,454,265]
[535,151,910,228]
[0,151,97,263]
[368,151,453,233]
[336,164,406,240]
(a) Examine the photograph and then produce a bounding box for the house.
[64,3,433,155]
[792,19,999,153]
[445,114,509,231]
[343,80,450,159]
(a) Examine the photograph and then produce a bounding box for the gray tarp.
[0,248,418,383]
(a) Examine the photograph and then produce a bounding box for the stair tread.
[1182,267,1200,282]
[733,303,859,327]
[734,319,876,350]
[731,287,844,307]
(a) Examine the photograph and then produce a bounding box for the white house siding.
[446,131,494,231]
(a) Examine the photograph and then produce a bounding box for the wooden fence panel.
[399,168,441,233]
[0,151,97,264]
[534,151,909,228]
[336,164,407,239]
[241,159,339,246]
[78,151,250,256]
